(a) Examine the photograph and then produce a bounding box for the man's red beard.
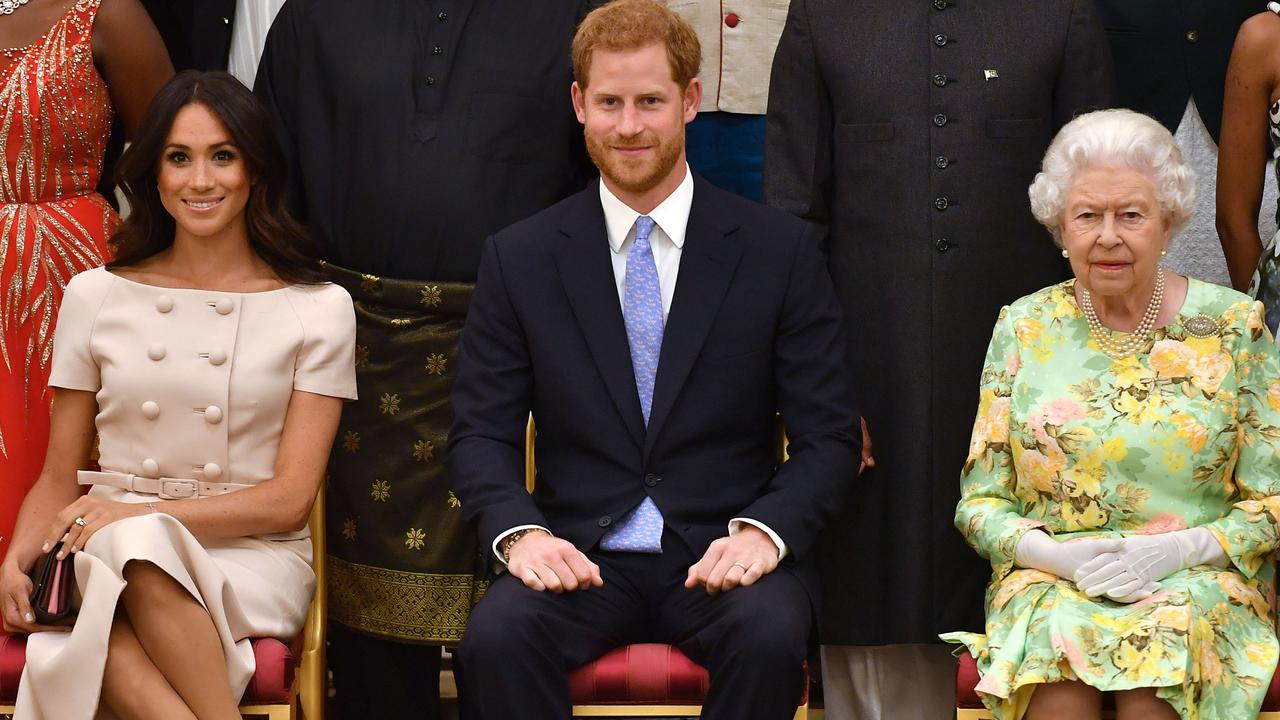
[585,128,684,195]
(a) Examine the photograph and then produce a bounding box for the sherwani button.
[203,462,222,480]
[155,295,174,313]
[148,344,166,361]
[141,401,160,419]
[141,458,159,477]
[215,298,235,315]
[208,348,228,366]
[598,516,613,527]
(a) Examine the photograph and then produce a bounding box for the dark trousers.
[455,530,810,720]
[329,623,442,719]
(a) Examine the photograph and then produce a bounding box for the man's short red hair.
[572,0,702,90]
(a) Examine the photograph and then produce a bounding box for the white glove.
[1075,528,1228,602]
[1070,561,1162,599]
[1014,530,1124,581]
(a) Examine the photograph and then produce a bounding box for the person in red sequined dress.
[0,0,170,566]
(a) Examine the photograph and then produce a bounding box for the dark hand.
[859,417,876,475]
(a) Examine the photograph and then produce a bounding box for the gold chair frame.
[524,417,807,719]
[241,486,326,719]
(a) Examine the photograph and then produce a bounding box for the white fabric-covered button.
[141,401,160,420]
[147,344,166,361]
[208,348,227,366]
[155,295,174,313]
[141,458,159,477]
[215,298,234,315]
[204,405,223,424]
[203,462,222,480]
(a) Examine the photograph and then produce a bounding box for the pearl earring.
[1161,249,1167,257]
[1061,248,1069,259]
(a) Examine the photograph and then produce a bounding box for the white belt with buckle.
[77,470,255,499]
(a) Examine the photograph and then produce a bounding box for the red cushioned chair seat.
[957,650,1280,711]
[569,644,710,704]
[0,634,26,703]
[567,643,810,707]
[0,632,299,704]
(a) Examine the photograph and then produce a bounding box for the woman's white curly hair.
[1028,108,1195,246]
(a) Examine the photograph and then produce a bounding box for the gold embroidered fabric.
[0,0,115,557]
[323,263,484,643]
[328,557,488,645]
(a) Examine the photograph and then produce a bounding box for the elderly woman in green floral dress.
[942,108,1280,720]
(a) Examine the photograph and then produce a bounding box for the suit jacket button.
[932,73,948,87]
[933,113,948,127]
[935,238,951,252]
[598,516,613,527]
[934,196,950,211]
[935,155,950,169]
[933,33,948,47]
[1185,29,1198,43]
[932,0,947,9]
[645,474,661,487]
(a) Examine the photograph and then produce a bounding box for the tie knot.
[634,216,656,244]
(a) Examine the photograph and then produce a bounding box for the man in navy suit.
[447,1,860,717]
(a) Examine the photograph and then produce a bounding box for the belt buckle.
[158,479,197,499]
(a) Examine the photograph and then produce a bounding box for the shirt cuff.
[491,524,551,566]
[729,518,788,560]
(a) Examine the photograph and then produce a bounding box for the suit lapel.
[551,187,646,445]
[644,182,743,461]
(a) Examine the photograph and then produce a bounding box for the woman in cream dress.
[0,71,354,720]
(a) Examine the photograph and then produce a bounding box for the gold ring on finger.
[74,517,88,527]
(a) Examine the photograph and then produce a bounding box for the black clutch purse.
[28,542,74,624]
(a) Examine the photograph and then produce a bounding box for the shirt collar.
[600,164,694,253]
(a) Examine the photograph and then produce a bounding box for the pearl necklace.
[1080,270,1165,360]
[0,0,29,15]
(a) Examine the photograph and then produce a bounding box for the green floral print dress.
[941,278,1280,720]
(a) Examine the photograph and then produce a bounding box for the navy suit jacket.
[448,176,860,598]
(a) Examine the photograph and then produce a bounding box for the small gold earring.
[1161,249,1167,257]
[1061,248,1069,259]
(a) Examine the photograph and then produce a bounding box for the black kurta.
[764,0,1115,644]
[254,0,596,646]
[256,0,596,283]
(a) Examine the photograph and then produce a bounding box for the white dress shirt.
[493,166,787,563]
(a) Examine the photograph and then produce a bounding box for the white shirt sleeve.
[728,518,788,560]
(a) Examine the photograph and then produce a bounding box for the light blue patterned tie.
[600,216,665,553]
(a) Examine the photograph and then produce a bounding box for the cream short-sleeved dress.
[15,267,356,720]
